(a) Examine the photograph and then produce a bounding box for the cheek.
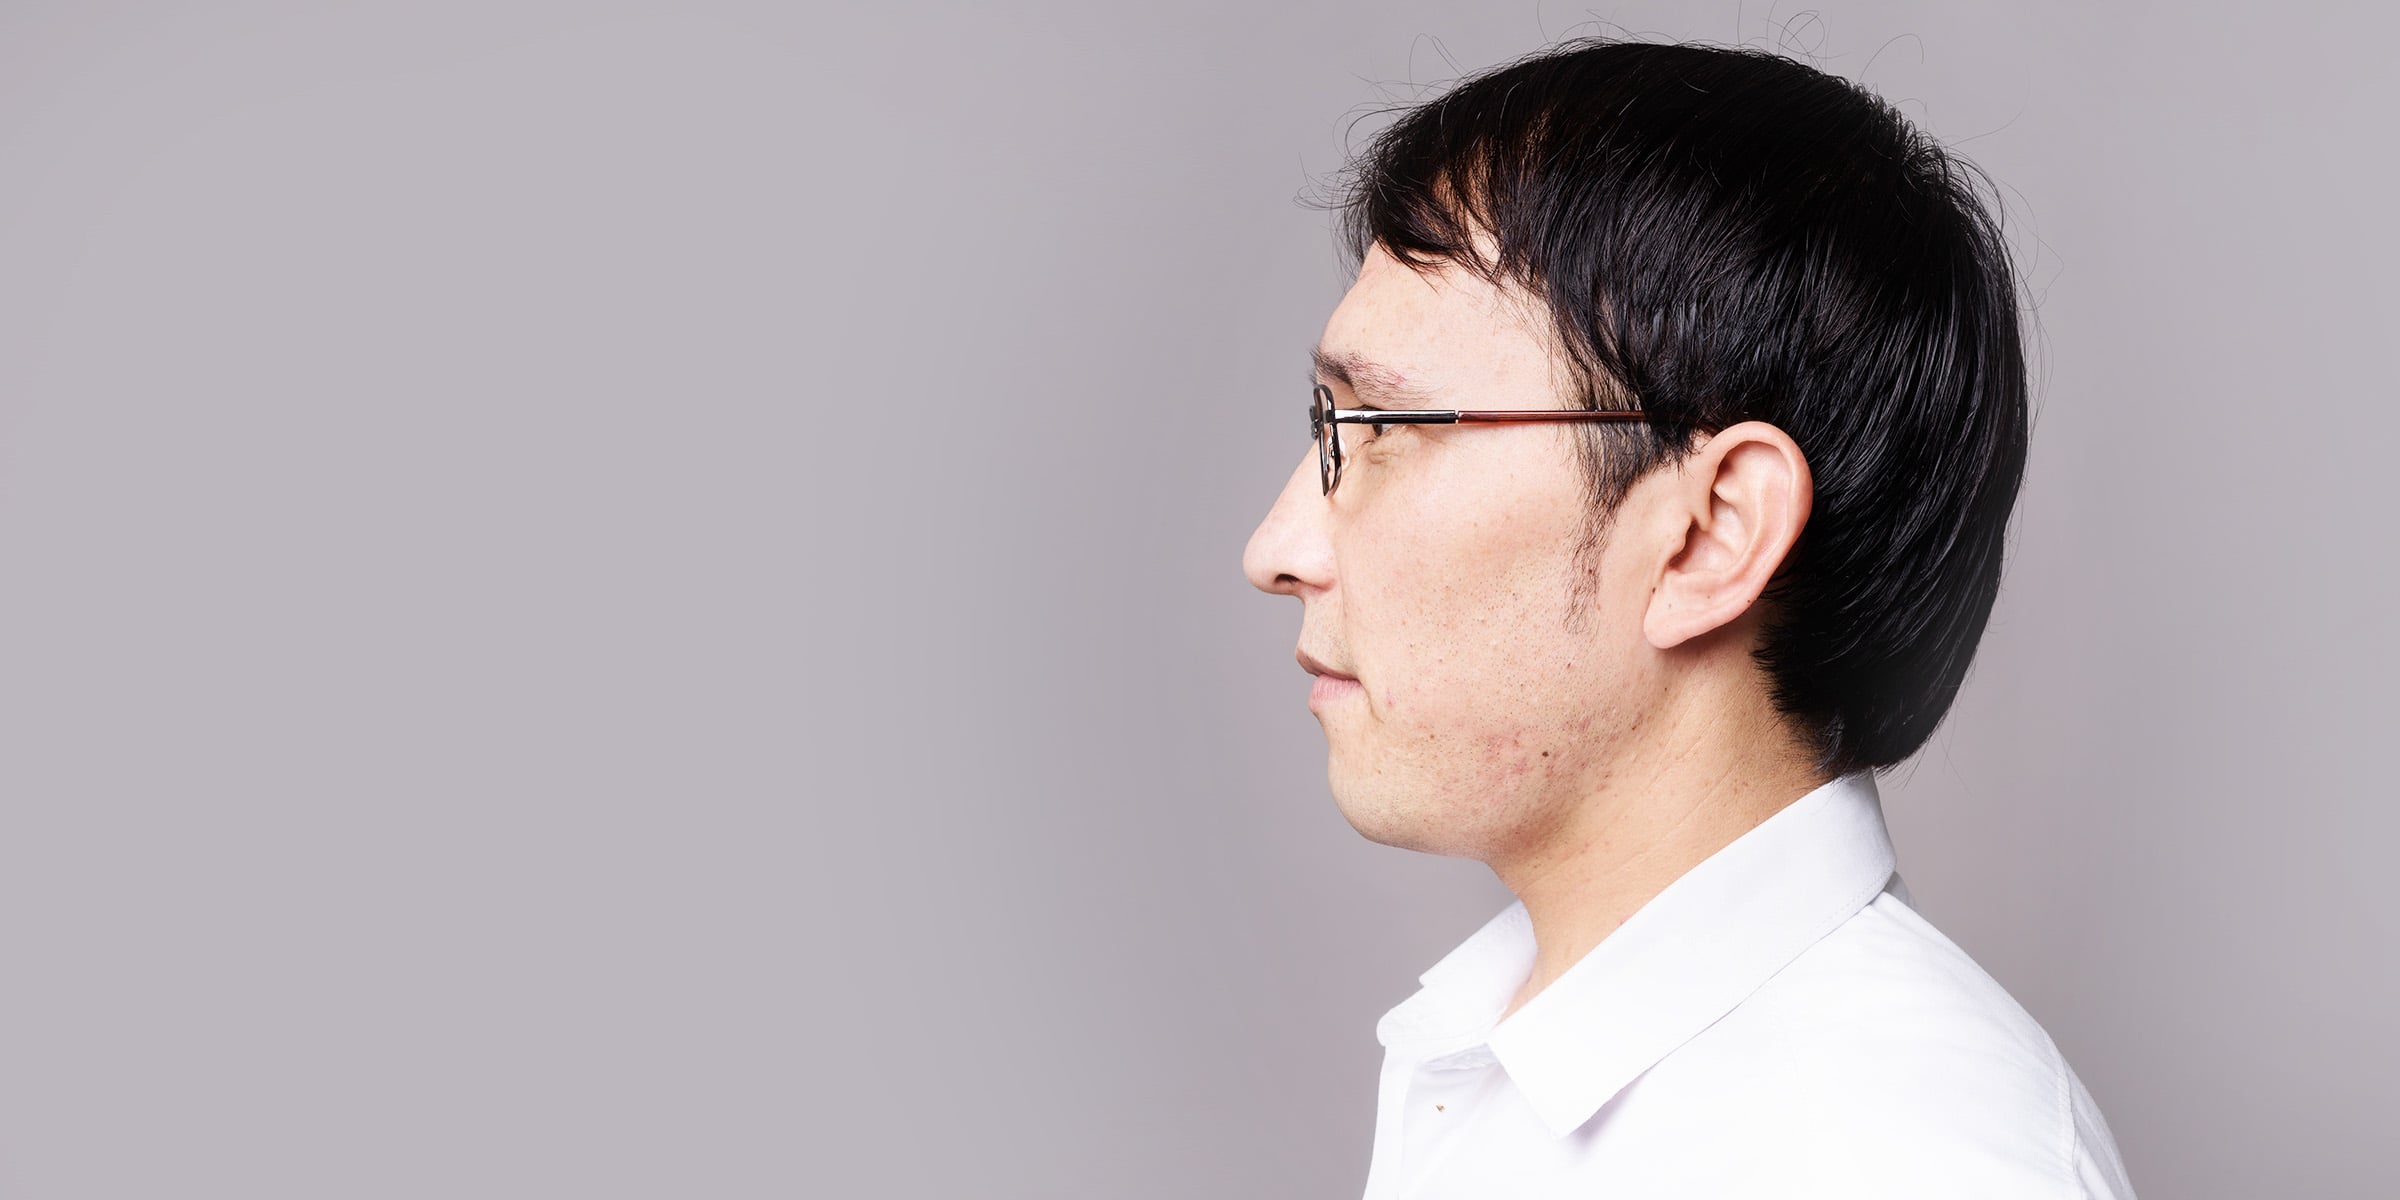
[1358,547,1590,743]
[1339,443,1602,734]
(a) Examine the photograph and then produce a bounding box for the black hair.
[1332,38,2031,776]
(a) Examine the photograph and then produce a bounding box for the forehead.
[1317,245,1563,402]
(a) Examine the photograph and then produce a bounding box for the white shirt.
[1362,771,2136,1199]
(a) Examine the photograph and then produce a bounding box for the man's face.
[1244,245,1664,861]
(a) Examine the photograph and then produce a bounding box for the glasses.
[1309,383,1673,497]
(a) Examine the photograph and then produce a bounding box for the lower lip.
[1308,673,1363,708]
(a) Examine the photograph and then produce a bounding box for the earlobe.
[1641,423,1813,650]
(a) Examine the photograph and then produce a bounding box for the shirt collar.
[1374,770,1900,1138]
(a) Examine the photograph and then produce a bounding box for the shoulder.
[1641,892,2136,1198]
[1769,890,2062,1069]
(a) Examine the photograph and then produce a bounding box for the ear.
[1641,422,1814,650]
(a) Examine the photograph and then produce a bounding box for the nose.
[1244,447,1335,598]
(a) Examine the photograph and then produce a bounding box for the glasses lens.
[1312,385,1340,494]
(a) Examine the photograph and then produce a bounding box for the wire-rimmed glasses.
[1309,383,1671,497]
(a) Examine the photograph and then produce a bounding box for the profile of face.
[1243,246,1673,863]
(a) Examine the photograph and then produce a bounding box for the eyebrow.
[1310,346,1442,408]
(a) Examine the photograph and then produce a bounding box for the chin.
[1328,776,1481,858]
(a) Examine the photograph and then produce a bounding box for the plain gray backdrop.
[1,1,2392,1196]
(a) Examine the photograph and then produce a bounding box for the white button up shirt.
[1362,771,2136,1199]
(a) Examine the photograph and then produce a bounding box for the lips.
[1297,649,1356,681]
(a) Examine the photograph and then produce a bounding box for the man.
[1242,39,2136,1198]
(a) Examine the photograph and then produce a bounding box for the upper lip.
[1297,649,1356,680]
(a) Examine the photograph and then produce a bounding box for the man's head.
[1243,39,2029,858]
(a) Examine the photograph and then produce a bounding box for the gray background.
[0,1,2391,1196]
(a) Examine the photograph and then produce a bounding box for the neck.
[1489,674,1832,1023]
